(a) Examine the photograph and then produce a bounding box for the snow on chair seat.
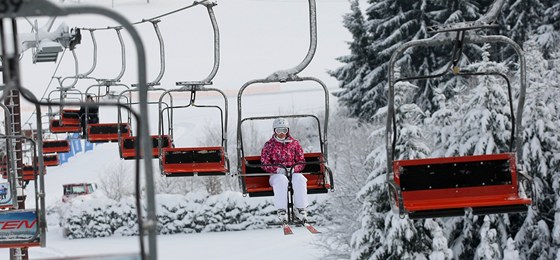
[42,140,71,153]
[162,146,228,177]
[120,135,173,160]
[87,123,131,143]
[241,153,331,197]
[393,153,531,219]
[49,119,81,133]
[60,109,81,126]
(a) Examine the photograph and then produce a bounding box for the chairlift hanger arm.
[131,20,165,88]
[176,2,220,86]
[59,28,98,86]
[265,0,317,82]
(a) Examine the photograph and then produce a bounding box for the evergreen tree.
[351,75,434,259]
[451,45,513,156]
[332,0,498,122]
[425,219,453,259]
[514,40,560,259]
[502,0,547,56]
[329,0,373,120]
[474,216,502,259]
[332,0,435,121]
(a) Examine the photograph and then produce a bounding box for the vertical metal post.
[1,18,29,260]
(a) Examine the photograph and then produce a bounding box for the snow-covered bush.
[57,191,328,239]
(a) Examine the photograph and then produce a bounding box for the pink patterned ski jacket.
[260,135,305,173]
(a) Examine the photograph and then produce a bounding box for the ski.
[303,222,320,234]
[282,223,293,235]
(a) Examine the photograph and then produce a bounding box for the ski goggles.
[274,127,289,134]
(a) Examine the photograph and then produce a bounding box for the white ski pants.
[269,173,308,210]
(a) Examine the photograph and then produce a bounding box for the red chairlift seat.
[22,165,46,181]
[241,152,331,197]
[49,119,82,133]
[42,140,71,154]
[60,109,81,126]
[161,146,228,177]
[120,135,173,160]
[42,154,60,167]
[87,123,131,143]
[393,153,531,219]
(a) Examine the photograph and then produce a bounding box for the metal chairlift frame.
[0,104,20,210]
[158,85,230,176]
[45,28,99,130]
[385,3,531,219]
[0,134,44,248]
[236,0,334,223]
[116,18,173,159]
[81,28,132,142]
[46,87,84,133]
[58,28,100,88]
[156,1,231,177]
[0,1,157,259]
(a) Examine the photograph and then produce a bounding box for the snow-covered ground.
[1,0,350,258]
[24,225,325,259]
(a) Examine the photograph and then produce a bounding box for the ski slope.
[0,0,350,258]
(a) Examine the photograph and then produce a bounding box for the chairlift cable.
[78,1,205,31]
[22,49,68,128]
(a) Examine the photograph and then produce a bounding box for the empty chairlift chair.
[42,154,60,167]
[162,146,228,177]
[42,140,71,154]
[22,165,46,182]
[87,123,131,143]
[385,18,532,219]
[50,109,82,133]
[121,135,173,160]
[393,153,531,219]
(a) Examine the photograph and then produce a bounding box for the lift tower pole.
[1,18,29,260]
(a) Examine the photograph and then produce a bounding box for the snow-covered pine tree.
[331,0,439,121]
[501,0,547,58]
[475,215,502,259]
[513,40,560,259]
[328,0,372,120]
[425,219,453,260]
[437,44,516,258]
[350,74,435,259]
[332,0,496,122]
[319,110,375,260]
[452,44,513,156]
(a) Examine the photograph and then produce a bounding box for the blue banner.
[70,136,82,154]
[85,140,94,152]
[59,152,69,164]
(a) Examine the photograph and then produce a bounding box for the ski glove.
[276,168,287,175]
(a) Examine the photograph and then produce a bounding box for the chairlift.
[158,3,230,177]
[47,88,84,134]
[42,140,71,154]
[117,19,174,160]
[158,85,229,177]
[0,1,161,255]
[41,154,60,167]
[81,28,131,142]
[385,5,532,219]
[236,0,334,224]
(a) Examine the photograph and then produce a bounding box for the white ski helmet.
[272,118,289,130]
